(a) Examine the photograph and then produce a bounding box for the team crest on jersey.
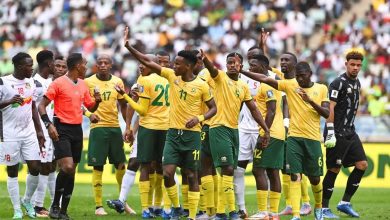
[174,79,179,85]
[191,88,196,93]
[266,90,274,98]
[25,83,31,89]
[331,90,339,98]
[220,156,227,162]
[313,91,318,97]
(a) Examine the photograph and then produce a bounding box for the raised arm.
[240,70,279,89]
[200,49,219,78]
[124,27,162,74]
[258,28,269,56]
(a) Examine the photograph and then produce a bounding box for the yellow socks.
[115,168,125,192]
[162,184,172,211]
[217,176,225,214]
[148,174,156,207]
[269,191,281,214]
[213,175,219,209]
[282,174,291,206]
[290,180,302,217]
[166,184,180,208]
[199,185,206,212]
[154,174,163,207]
[92,170,103,207]
[188,191,200,219]
[311,182,323,208]
[181,184,189,210]
[301,175,310,203]
[201,175,214,215]
[222,175,235,212]
[139,181,150,211]
[256,190,268,212]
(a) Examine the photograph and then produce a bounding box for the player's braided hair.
[346,51,364,61]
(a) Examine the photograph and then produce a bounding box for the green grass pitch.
[0,182,389,219]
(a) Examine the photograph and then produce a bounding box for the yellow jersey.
[278,79,329,141]
[211,70,252,129]
[136,73,170,130]
[161,67,212,131]
[255,83,285,140]
[272,67,284,80]
[85,74,124,129]
[197,68,216,126]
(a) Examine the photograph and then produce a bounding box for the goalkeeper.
[322,51,368,219]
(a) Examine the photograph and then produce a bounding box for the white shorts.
[0,137,40,166]
[238,131,258,161]
[40,136,54,163]
[129,132,138,159]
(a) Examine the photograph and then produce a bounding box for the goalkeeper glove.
[325,123,336,148]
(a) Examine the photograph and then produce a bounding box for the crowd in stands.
[0,0,389,117]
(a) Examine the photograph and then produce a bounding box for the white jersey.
[33,74,54,138]
[0,75,38,141]
[239,70,277,133]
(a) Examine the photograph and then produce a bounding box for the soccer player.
[277,53,313,216]
[0,52,45,219]
[53,55,67,79]
[114,53,172,219]
[38,53,102,219]
[245,54,285,220]
[84,54,128,216]
[32,50,56,217]
[322,51,367,218]
[241,61,330,220]
[201,51,270,220]
[123,27,218,220]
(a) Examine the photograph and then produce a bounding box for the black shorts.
[326,132,366,168]
[53,118,83,163]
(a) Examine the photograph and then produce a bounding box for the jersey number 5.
[152,84,170,106]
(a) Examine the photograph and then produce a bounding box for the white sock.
[119,170,136,203]
[35,174,49,207]
[23,174,39,203]
[174,172,179,192]
[48,172,56,203]
[7,177,21,211]
[234,166,246,211]
[339,201,350,205]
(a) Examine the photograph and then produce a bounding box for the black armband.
[41,114,52,128]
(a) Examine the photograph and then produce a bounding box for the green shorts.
[137,126,167,163]
[201,125,212,157]
[209,126,239,168]
[162,128,201,170]
[253,137,285,169]
[285,136,323,176]
[88,127,126,166]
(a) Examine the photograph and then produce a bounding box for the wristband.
[84,111,92,118]
[41,114,52,128]
[197,115,205,122]
[283,118,290,128]
[326,123,334,129]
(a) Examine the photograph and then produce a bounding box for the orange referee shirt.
[45,75,95,124]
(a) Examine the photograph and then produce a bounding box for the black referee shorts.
[326,132,367,169]
[53,118,83,163]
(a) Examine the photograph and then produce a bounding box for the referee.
[38,53,102,219]
[322,51,367,218]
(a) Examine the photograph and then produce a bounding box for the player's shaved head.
[97,54,112,63]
